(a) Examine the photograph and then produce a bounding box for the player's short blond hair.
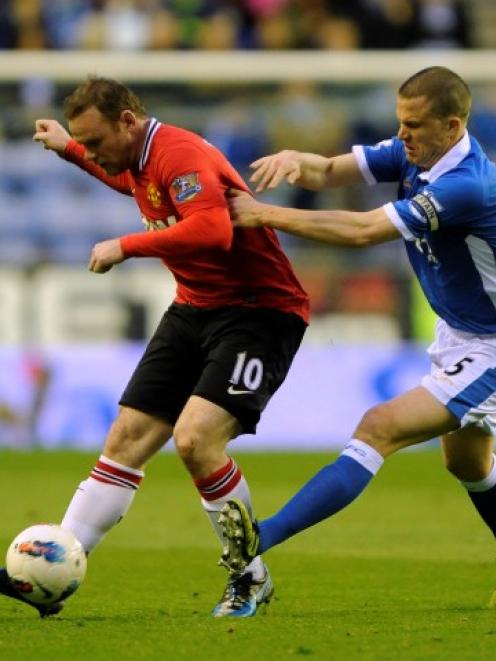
[63,77,147,122]
[398,66,471,121]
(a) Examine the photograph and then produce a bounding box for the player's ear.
[447,116,463,136]
[120,110,137,129]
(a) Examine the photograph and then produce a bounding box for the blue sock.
[258,453,379,553]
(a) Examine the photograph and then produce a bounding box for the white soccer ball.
[6,524,87,605]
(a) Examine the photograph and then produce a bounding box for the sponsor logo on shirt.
[414,237,439,265]
[171,173,202,202]
[141,215,176,230]
[409,193,439,231]
[146,182,162,208]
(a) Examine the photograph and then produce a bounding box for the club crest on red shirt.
[146,182,162,208]
[171,173,202,202]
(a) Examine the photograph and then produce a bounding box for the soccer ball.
[6,524,87,605]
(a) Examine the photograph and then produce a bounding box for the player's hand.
[227,189,267,228]
[88,239,125,274]
[249,150,302,192]
[33,119,71,154]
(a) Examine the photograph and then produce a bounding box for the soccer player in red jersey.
[0,78,309,618]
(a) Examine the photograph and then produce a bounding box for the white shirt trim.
[138,117,161,172]
[417,131,471,184]
[352,145,376,185]
[465,234,496,310]
[383,202,415,240]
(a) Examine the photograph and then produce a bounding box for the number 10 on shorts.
[230,351,264,391]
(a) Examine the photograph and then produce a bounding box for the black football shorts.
[119,303,306,433]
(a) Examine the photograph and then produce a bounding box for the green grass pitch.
[0,449,495,660]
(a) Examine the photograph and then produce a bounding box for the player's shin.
[257,439,384,553]
[196,457,265,579]
[461,454,496,537]
[61,455,144,553]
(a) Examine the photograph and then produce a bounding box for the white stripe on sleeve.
[352,145,376,185]
[383,202,415,241]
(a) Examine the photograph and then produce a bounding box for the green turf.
[0,449,495,660]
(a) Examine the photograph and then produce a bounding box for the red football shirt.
[64,119,309,322]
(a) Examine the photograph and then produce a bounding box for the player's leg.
[174,395,273,616]
[442,427,496,536]
[0,305,194,616]
[175,306,305,616]
[221,321,496,571]
[61,406,173,553]
[430,325,496,537]
[0,407,172,618]
[220,385,459,571]
[443,428,496,611]
[60,304,199,555]
[174,395,250,544]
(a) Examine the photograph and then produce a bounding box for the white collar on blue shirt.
[417,131,471,184]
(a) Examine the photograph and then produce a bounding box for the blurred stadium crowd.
[0,1,480,51]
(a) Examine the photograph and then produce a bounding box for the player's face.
[68,106,136,175]
[396,96,457,170]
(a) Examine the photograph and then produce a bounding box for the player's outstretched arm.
[33,118,71,155]
[249,151,363,193]
[228,190,400,247]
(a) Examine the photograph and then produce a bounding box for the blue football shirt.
[353,133,496,334]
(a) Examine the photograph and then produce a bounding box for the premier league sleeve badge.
[171,173,202,202]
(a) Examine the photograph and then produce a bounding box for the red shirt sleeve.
[120,206,232,258]
[121,142,239,258]
[64,140,133,196]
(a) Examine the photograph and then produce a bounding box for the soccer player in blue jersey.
[218,66,496,590]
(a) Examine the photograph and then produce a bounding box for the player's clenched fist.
[227,189,267,228]
[33,119,71,155]
[249,150,302,192]
[88,239,125,274]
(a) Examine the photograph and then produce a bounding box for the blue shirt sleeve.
[354,137,405,184]
[391,172,482,238]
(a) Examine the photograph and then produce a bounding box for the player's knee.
[174,432,197,465]
[174,421,206,468]
[354,404,399,454]
[103,408,168,463]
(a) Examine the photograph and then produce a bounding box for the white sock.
[196,458,265,580]
[461,454,496,492]
[342,438,384,475]
[61,455,144,553]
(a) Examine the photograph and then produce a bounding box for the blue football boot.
[212,566,273,618]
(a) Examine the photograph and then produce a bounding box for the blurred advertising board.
[0,344,429,451]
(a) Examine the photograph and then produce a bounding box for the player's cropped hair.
[398,66,471,121]
[63,77,147,122]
